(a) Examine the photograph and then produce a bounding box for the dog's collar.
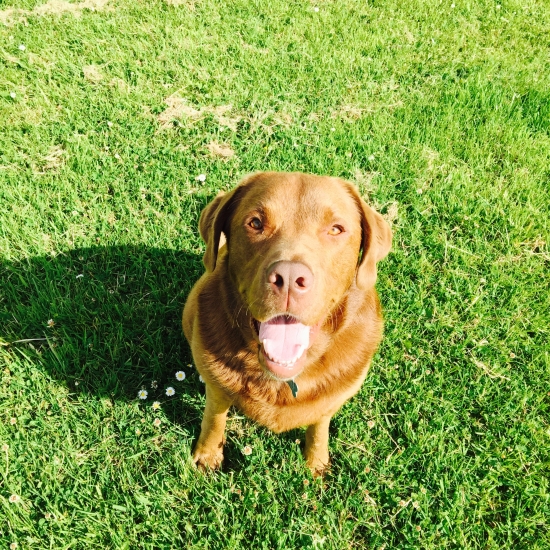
[286,379,299,398]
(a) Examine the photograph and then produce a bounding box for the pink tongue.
[259,316,310,362]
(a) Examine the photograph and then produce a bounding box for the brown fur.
[182,172,392,474]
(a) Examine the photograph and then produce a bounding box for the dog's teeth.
[263,351,301,368]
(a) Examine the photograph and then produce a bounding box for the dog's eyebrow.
[319,206,343,225]
[246,205,267,217]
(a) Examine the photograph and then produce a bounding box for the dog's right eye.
[248,217,263,230]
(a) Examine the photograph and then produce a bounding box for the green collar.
[286,379,299,398]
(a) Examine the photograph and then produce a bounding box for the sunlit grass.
[1,0,549,547]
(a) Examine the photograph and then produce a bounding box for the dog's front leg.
[304,415,332,476]
[193,383,232,470]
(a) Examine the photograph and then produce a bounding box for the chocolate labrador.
[183,171,392,474]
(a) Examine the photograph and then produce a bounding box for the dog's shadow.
[0,245,312,470]
[0,245,206,418]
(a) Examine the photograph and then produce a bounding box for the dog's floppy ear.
[344,182,392,289]
[199,191,234,272]
[199,175,257,272]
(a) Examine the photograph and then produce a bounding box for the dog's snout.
[267,261,313,296]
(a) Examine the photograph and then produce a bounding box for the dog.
[183,172,392,474]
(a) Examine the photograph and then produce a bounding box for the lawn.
[1,0,549,547]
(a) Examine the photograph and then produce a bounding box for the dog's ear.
[343,182,392,289]
[199,175,258,272]
[199,191,234,272]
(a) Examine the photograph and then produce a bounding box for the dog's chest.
[234,389,326,433]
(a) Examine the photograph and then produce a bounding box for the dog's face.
[199,172,391,380]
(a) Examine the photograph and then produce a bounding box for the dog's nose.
[267,261,313,296]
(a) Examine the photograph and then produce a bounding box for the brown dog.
[182,172,392,474]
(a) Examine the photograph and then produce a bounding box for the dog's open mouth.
[253,315,311,380]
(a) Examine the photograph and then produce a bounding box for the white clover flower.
[137,389,148,400]
[152,401,161,410]
[18,44,25,51]
[175,371,186,381]
[10,92,16,99]
[9,494,20,503]
[153,418,161,427]
[107,121,113,127]
[196,174,206,183]
[241,445,252,456]
[47,319,55,327]
[313,6,319,12]
[166,387,175,397]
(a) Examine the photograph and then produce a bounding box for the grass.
[1,0,549,547]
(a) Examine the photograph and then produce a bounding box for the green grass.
[1,0,549,547]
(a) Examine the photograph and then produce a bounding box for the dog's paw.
[193,446,224,471]
[307,460,330,478]
[304,452,330,478]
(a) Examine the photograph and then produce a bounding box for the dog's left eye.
[249,217,263,230]
[328,225,344,236]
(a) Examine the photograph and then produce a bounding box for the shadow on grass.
[0,245,204,402]
[0,245,311,470]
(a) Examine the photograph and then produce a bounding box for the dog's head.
[199,172,392,379]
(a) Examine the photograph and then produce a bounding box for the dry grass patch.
[0,0,110,25]
[35,145,65,174]
[383,202,399,226]
[158,96,241,130]
[109,77,130,92]
[206,141,235,159]
[83,65,104,84]
[331,105,364,121]
[272,112,294,126]
[165,0,195,8]
[353,169,380,196]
